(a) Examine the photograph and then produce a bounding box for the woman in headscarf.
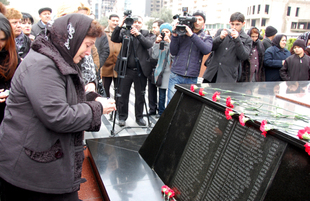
[264,34,291,81]
[0,13,115,201]
[151,23,173,118]
[240,27,265,82]
[0,13,20,124]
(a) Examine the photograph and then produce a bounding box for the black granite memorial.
[139,81,310,201]
[87,81,310,201]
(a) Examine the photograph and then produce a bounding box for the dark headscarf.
[272,34,286,50]
[47,13,93,66]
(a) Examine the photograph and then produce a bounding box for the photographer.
[147,19,164,116]
[151,23,173,118]
[202,12,252,83]
[168,10,212,103]
[111,15,153,127]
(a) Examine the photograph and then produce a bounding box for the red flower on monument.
[167,189,175,198]
[225,108,235,120]
[190,84,198,92]
[226,96,234,108]
[260,120,272,137]
[304,143,310,155]
[161,185,170,194]
[212,91,220,101]
[239,113,249,126]
[199,88,207,96]
[297,127,310,140]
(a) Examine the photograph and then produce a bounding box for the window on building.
[253,5,255,14]
[287,6,291,16]
[298,22,307,29]
[251,19,256,27]
[308,23,310,30]
[265,4,269,14]
[261,19,266,26]
[291,22,297,29]
[258,5,260,14]
[296,7,299,17]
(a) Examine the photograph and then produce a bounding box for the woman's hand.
[85,82,96,92]
[0,89,9,103]
[95,97,116,114]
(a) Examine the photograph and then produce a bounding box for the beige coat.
[101,26,122,78]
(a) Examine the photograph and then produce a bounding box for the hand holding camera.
[221,28,239,39]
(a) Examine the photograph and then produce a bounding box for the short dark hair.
[153,19,164,27]
[230,12,245,23]
[109,14,119,20]
[21,12,34,24]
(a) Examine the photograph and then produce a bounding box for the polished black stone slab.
[139,81,310,201]
[86,135,164,201]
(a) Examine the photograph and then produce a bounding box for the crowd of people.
[0,2,309,200]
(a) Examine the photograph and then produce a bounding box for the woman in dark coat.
[264,34,291,81]
[0,14,116,201]
[0,13,20,124]
[240,27,265,82]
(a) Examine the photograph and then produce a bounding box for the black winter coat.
[280,54,310,81]
[111,26,153,77]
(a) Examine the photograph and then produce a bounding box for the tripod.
[110,27,153,136]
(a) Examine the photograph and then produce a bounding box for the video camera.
[173,13,197,36]
[123,10,134,28]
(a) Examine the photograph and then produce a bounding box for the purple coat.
[170,30,212,77]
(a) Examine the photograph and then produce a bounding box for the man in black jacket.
[111,15,153,127]
[203,12,252,83]
[31,7,52,38]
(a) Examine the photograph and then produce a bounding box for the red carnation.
[212,91,220,101]
[199,88,207,96]
[225,108,235,120]
[161,185,170,194]
[167,189,175,198]
[226,96,234,108]
[304,143,310,155]
[297,127,310,140]
[190,84,198,92]
[239,113,249,126]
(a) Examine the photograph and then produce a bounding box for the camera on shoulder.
[173,12,197,36]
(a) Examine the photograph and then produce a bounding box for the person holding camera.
[202,12,252,83]
[147,19,164,116]
[168,10,212,103]
[151,23,173,118]
[111,15,153,127]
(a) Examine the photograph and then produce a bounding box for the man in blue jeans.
[167,10,212,103]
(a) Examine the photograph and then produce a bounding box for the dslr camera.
[160,32,165,50]
[173,13,197,36]
[123,10,134,28]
